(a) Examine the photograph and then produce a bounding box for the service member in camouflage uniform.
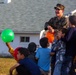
[45,3,68,30]
[45,3,68,75]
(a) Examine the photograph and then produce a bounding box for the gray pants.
[40,68,51,75]
[40,68,50,75]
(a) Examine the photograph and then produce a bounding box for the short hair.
[69,15,76,26]
[39,37,48,48]
[58,28,68,34]
[18,47,29,57]
[27,42,37,52]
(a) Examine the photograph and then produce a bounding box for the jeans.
[61,56,73,75]
[53,62,62,75]
[51,54,56,75]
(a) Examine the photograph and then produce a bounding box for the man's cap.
[54,3,65,10]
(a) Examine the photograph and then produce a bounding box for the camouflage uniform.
[46,3,68,30]
[46,16,68,30]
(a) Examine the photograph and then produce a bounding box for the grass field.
[0,58,16,75]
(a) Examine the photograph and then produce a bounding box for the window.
[20,36,30,42]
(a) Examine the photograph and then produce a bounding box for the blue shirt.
[35,48,51,71]
[19,58,41,75]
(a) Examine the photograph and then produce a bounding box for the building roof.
[0,0,76,33]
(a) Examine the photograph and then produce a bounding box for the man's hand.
[47,26,54,33]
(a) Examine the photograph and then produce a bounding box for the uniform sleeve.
[46,18,55,27]
[61,17,68,28]
[46,17,69,29]
[63,17,69,28]
[47,17,54,25]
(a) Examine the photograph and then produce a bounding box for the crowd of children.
[5,15,76,75]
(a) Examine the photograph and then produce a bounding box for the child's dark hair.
[69,15,76,26]
[27,42,37,53]
[59,28,68,34]
[39,37,48,48]
[18,47,29,57]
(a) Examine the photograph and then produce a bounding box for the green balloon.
[1,29,15,42]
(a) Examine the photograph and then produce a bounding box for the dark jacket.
[45,16,68,29]
[62,27,76,57]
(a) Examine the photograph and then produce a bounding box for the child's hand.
[50,52,55,56]
[6,43,9,46]
[6,43,14,57]
[6,43,12,49]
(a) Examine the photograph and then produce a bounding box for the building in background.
[0,0,76,55]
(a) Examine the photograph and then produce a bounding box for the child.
[45,25,55,44]
[9,47,41,75]
[40,23,55,49]
[50,28,67,75]
[35,37,51,75]
[27,42,37,63]
[61,15,76,75]
[6,43,30,75]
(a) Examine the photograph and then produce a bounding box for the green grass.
[0,58,16,75]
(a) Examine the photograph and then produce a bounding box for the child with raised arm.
[9,47,41,75]
[6,43,14,58]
